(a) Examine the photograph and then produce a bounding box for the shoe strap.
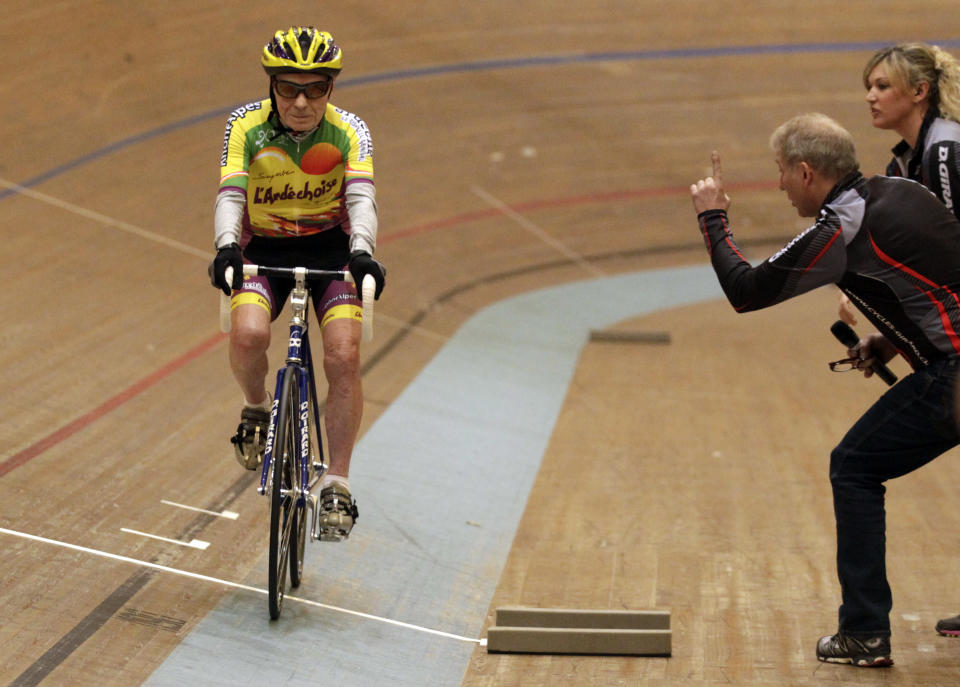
[240,407,270,423]
[320,485,358,519]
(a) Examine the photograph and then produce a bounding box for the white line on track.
[470,184,606,277]
[0,176,210,259]
[160,499,240,520]
[120,527,211,550]
[0,526,481,644]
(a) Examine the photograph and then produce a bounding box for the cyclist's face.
[273,72,333,132]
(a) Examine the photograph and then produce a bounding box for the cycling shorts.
[230,232,362,327]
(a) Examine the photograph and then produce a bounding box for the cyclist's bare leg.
[229,303,272,406]
[320,317,362,479]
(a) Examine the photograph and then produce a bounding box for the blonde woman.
[864,42,960,640]
[840,43,960,326]
[865,42,960,210]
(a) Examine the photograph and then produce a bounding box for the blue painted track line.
[144,266,723,687]
[4,39,959,202]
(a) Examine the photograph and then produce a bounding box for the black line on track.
[8,473,254,686]
[361,236,789,373]
[17,235,789,682]
[9,569,155,687]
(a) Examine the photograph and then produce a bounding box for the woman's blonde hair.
[863,42,960,123]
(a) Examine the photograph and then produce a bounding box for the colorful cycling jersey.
[885,108,960,220]
[697,172,960,368]
[218,99,374,238]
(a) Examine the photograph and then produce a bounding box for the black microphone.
[830,320,898,386]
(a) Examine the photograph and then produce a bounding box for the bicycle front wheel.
[268,367,299,619]
[289,495,307,588]
[290,347,319,588]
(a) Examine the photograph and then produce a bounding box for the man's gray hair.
[769,113,859,179]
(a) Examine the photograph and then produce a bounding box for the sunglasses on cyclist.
[272,77,332,99]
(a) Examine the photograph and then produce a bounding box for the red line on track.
[0,180,777,477]
[380,182,775,244]
[0,332,227,479]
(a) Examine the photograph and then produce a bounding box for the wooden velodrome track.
[4,2,960,685]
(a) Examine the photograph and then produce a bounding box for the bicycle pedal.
[308,506,355,541]
[231,410,268,470]
[317,525,350,542]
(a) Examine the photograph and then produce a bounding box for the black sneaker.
[816,632,893,667]
[936,614,960,637]
[230,407,269,470]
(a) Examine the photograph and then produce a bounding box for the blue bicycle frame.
[257,270,329,511]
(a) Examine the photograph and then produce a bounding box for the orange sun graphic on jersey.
[300,143,343,175]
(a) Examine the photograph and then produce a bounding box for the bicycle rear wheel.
[268,367,299,619]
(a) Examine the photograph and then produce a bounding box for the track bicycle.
[221,264,375,619]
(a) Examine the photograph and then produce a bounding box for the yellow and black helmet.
[261,27,343,76]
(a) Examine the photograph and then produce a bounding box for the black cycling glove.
[209,242,243,296]
[348,250,386,300]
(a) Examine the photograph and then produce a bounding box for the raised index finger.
[711,150,723,182]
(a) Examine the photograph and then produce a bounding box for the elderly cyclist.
[208,27,385,541]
